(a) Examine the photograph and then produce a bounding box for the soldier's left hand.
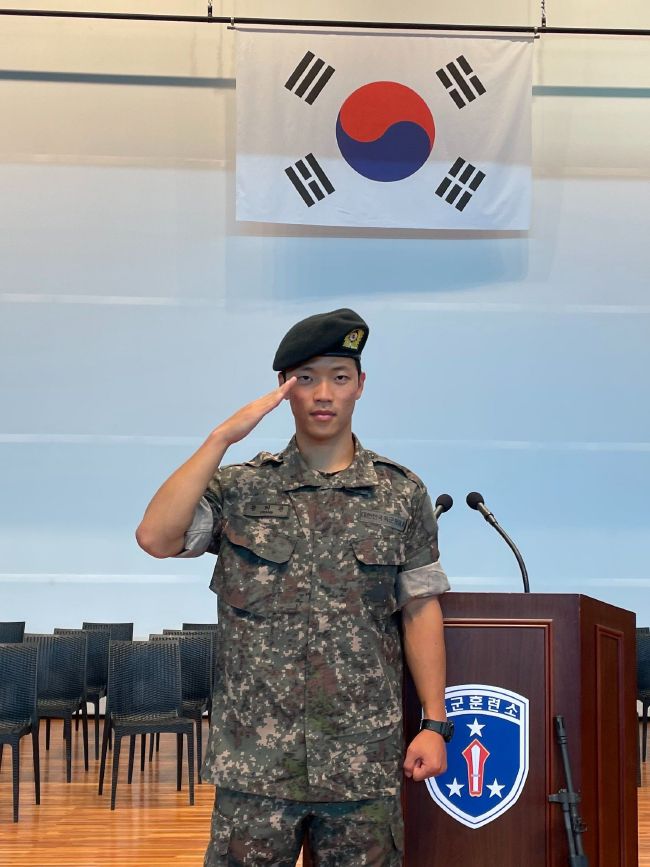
[403,730,448,782]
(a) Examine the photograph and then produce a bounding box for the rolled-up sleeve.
[396,486,450,608]
[396,560,450,608]
[174,496,214,558]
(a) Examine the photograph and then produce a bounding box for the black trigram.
[285,154,335,207]
[285,51,335,105]
[435,158,486,212]
[436,55,486,109]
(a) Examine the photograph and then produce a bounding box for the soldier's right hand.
[213,377,297,446]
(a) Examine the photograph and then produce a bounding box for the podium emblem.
[425,684,529,829]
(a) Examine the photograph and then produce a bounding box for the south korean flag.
[236,28,533,230]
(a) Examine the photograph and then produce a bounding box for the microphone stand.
[468,494,531,593]
[489,517,530,593]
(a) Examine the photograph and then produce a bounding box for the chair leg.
[64,716,72,783]
[127,736,136,784]
[196,716,202,785]
[148,733,155,762]
[75,706,80,732]
[98,717,111,795]
[93,699,100,761]
[187,731,195,806]
[643,703,648,763]
[11,739,20,822]
[140,734,146,773]
[156,732,160,753]
[0,743,3,770]
[45,718,51,751]
[639,713,643,788]
[110,733,122,810]
[81,705,89,772]
[176,733,183,791]
[32,726,41,806]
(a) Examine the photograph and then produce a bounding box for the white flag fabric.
[236,29,533,231]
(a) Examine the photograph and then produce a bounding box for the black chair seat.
[153,632,212,784]
[75,626,129,761]
[98,640,195,810]
[0,720,32,737]
[637,633,650,769]
[114,712,193,732]
[56,627,112,761]
[0,643,40,822]
[182,699,208,715]
[38,698,82,716]
[25,633,89,782]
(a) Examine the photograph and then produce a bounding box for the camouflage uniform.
[181,435,449,863]
[204,788,403,866]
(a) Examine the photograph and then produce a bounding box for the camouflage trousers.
[203,787,403,866]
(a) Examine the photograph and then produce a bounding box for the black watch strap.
[420,718,454,742]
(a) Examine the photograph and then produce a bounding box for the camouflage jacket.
[181,436,449,801]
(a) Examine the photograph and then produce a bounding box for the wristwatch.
[420,718,455,742]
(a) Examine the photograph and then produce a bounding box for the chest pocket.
[211,515,296,614]
[352,536,405,620]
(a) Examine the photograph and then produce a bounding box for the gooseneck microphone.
[466,492,530,593]
[434,493,453,520]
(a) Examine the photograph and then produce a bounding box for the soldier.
[136,309,452,866]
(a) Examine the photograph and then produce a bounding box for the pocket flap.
[352,537,405,566]
[224,518,295,564]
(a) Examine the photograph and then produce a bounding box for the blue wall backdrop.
[1,1,648,635]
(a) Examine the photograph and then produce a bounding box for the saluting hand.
[213,377,297,446]
[403,730,448,782]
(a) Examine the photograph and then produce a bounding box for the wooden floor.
[642,760,650,867]
[0,720,648,865]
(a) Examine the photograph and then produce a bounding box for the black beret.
[273,308,369,371]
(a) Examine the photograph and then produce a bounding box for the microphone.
[434,493,453,520]
[466,491,496,525]
[466,492,530,593]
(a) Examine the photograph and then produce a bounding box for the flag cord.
[0,8,648,37]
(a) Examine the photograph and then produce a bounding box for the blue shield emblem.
[426,684,529,829]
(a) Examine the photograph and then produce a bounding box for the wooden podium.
[302,593,637,866]
[402,593,638,867]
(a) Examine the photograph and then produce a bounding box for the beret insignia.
[342,329,364,351]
